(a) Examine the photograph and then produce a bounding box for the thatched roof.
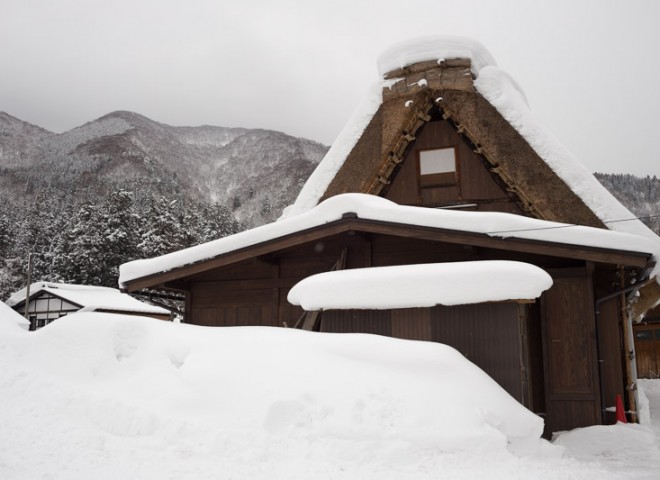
[288,37,651,233]
[284,36,660,314]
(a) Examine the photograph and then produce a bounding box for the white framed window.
[419,147,457,186]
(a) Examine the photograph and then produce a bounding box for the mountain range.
[0,110,328,227]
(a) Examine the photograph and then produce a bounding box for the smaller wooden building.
[6,282,171,330]
[634,305,660,379]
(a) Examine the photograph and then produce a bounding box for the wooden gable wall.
[384,118,522,213]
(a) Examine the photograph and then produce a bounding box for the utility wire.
[486,213,660,236]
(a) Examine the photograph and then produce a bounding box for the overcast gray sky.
[2,0,659,176]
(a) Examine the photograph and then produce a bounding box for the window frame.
[418,146,458,188]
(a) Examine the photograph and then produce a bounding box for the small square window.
[419,147,457,186]
[636,330,653,341]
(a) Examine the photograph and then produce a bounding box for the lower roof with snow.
[120,193,659,290]
[6,282,170,316]
[288,261,553,311]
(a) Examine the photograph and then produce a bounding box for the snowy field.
[1,311,660,480]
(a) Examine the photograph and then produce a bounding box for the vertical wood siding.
[385,119,520,213]
[541,269,601,433]
[319,303,529,406]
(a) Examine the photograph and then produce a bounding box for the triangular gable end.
[318,58,605,228]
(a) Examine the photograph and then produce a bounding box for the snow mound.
[0,301,29,330]
[377,35,496,77]
[288,261,553,310]
[0,313,545,467]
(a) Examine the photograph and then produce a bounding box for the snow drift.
[0,312,551,478]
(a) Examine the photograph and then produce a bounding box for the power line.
[604,213,660,225]
[486,213,660,236]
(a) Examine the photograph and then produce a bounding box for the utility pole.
[24,252,33,320]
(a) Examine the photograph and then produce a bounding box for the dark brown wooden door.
[634,325,660,378]
[541,270,601,433]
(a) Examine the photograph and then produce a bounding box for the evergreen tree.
[138,196,181,258]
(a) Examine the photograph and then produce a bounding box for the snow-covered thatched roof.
[284,35,656,243]
[276,35,660,313]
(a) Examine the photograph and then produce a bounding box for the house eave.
[123,216,653,292]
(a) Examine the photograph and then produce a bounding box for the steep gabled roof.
[284,36,655,241]
[280,36,660,315]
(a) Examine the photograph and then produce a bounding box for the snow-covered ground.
[1,312,659,479]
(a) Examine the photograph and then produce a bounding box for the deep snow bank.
[4,313,647,479]
[0,312,542,447]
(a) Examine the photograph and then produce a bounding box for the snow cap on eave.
[376,35,496,78]
[121,193,660,290]
[288,261,553,311]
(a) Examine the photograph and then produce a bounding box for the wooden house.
[119,37,660,435]
[6,282,172,330]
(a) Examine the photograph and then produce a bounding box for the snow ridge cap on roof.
[376,35,496,78]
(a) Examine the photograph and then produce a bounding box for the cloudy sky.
[2,0,659,176]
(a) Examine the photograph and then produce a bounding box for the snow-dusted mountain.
[0,111,328,227]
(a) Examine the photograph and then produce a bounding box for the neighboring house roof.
[6,282,170,316]
[119,193,659,291]
[287,260,553,311]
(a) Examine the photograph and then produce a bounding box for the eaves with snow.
[120,193,659,289]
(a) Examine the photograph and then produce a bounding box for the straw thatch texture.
[321,60,606,229]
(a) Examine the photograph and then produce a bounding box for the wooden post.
[619,268,638,423]
[24,252,33,320]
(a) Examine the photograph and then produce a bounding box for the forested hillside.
[0,189,239,299]
[0,111,326,300]
[594,173,660,235]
